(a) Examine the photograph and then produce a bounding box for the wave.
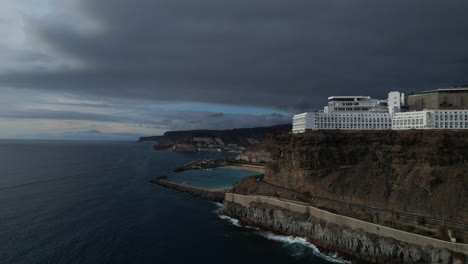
[212,202,223,208]
[215,208,351,264]
[218,214,241,227]
[261,233,352,264]
[214,204,260,230]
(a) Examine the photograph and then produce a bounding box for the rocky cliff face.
[239,130,468,222]
[222,201,467,264]
[138,124,291,152]
[235,148,271,163]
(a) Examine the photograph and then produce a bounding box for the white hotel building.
[293,91,468,133]
[292,95,392,133]
[392,110,468,130]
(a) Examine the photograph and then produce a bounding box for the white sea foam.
[214,205,351,263]
[261,232,352,264]
[218,214,241,227]
[212,202,224,215]
[215,209,260,230]
[212,202,223,208]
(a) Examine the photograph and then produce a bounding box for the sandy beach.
[221,165,265,173]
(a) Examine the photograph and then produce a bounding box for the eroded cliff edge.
[225,130,468,263]
[222,200,467,264]
[236,130,468,223]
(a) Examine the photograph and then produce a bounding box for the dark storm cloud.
[149,112,290,131]
[0,109,133,122]
[0,107,290,131]
[1,0,468,112]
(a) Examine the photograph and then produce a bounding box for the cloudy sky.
[0,0,467,139]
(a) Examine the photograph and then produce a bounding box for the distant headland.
[137,124,291,153]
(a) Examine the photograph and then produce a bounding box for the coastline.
[219,165,265,173]
[152,162,264,201]
[215,210,355,264]
[222,193,468,264]
[149,177,230,202]
[149,161,468,263]
[172,158,266,173]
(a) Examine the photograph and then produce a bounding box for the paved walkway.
[254,175,468,228]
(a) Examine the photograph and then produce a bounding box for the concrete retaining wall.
[150,178,227,202]
[225,193,468,255]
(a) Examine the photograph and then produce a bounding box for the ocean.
[0,140,350,264]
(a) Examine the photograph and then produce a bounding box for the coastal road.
[254,176,468,229]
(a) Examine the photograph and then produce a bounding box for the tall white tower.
[388,91,405,115]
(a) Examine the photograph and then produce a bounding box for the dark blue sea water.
[0,140,349,264]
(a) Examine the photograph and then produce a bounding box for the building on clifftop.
[293,95,393,133]
[406,87,468,111]
[293,88,468,133]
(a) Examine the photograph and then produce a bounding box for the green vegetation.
[405,225,416,232]
[417,217,427,226]
[403,225,434,237]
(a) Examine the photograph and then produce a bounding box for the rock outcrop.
[236,130,468,223]
[222,201,468,264]
[230,130,468,262]
[236,150,271,163]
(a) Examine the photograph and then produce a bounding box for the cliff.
[235,130,468,223]
[138,124,291,152]
[222,199,468,264]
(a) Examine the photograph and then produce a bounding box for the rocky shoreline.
[145,129,468,264]
[149,177,229,202]
[149,173,468,263]
[221,201,468,264]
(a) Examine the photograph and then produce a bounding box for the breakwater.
[222,193,468,264]
[149,177,229,202]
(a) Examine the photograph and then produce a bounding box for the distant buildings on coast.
[293,87,468,133]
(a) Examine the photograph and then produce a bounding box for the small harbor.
[150,161,264,202]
